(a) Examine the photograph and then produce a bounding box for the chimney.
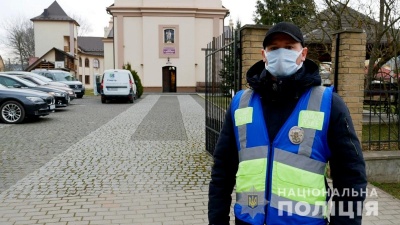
[43,9,49,17]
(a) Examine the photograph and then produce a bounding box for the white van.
[100,69,137,103]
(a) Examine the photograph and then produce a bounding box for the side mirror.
[13,84,22,88]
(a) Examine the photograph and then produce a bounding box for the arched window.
[93,59,99,68]
[85,58,89,67]
[79,57,82,67]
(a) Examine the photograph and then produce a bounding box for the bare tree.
[361,0,400,86]
[1,17,34,69]
[69,13,93,36]
[301,0,400,79]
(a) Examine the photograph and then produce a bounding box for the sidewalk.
[0,94,399,225]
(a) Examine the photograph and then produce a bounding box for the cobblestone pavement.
[0,96,132,193]
[0,94,399,225]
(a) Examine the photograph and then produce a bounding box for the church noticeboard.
[159,25,179,58]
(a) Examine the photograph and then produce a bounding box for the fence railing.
[204,28,241,155]
[363,82,400,150]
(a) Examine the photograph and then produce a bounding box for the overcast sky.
[0,0,256,61]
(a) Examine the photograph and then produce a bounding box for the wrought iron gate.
[204,28,241,155]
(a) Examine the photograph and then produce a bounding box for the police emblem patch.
[288,126,305,144]
[248,195,258,209]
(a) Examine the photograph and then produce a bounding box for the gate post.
[331,29,367,143]
[239,25,270,90]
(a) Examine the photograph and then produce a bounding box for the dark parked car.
[14,75,76,100]
[0,74,70,108]
[0,84,55,124]
[31,70,85,98]
[2,71,70,89]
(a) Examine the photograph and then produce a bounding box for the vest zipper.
[344,117,359,155]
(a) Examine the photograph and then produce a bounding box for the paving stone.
[0,94,399,225]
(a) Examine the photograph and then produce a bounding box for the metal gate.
[204,28,241,155]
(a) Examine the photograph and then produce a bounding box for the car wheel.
[101,96,106,104]
[77,95,83,99]
[0,101,25,124]
[129,94,134,103]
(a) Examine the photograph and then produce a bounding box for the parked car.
[31,70,85,98]
[0,74,70,108]
[2,71,70,88]
[13,75,76,100]
[100,69,137,103]
[0,84,55,124]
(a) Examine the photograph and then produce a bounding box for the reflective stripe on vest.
[270,86,328,220]
[298,86,325,157]
[234,89,268,221]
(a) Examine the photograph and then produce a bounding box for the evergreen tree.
[123,63,144,98]
[253,0,316,26]
[219,20,241,96]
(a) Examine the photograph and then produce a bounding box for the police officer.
[208,22,367,225]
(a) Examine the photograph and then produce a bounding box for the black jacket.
[208,59,367,225]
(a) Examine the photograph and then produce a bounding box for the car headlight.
[68,91,74,95]
[49,92,64,97]
[26,97,45,103]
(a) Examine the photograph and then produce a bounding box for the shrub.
[123,63,143,98]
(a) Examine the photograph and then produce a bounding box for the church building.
[104,0,229,92]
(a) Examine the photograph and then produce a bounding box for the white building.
[104,0,229,92]
[28,1,105,89]
[29,1,78,73]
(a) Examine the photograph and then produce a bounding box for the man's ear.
[301,47,308,61]
[262,49,267,62]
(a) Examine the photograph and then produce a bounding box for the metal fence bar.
[362,83,400,150]
[205,28,241,155]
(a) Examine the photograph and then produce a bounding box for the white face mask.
[264,48,303,77]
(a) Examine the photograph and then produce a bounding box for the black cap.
[263,22,304,48]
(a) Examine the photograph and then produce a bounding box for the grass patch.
[362,123,400,150]
[84,89,96,97]
[362,124,400,141]
[370,182,400,199]
[207,95,231,109]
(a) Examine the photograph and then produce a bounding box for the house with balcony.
[26,1,106,90]
[27,1,78,74]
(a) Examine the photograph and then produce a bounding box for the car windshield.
[32,74,53,82]
[21,76,47,85]
[53,72,78,81]
[16,77,38,87]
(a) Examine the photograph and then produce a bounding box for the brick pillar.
[239,25,270,89]
[331,30,366,143]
